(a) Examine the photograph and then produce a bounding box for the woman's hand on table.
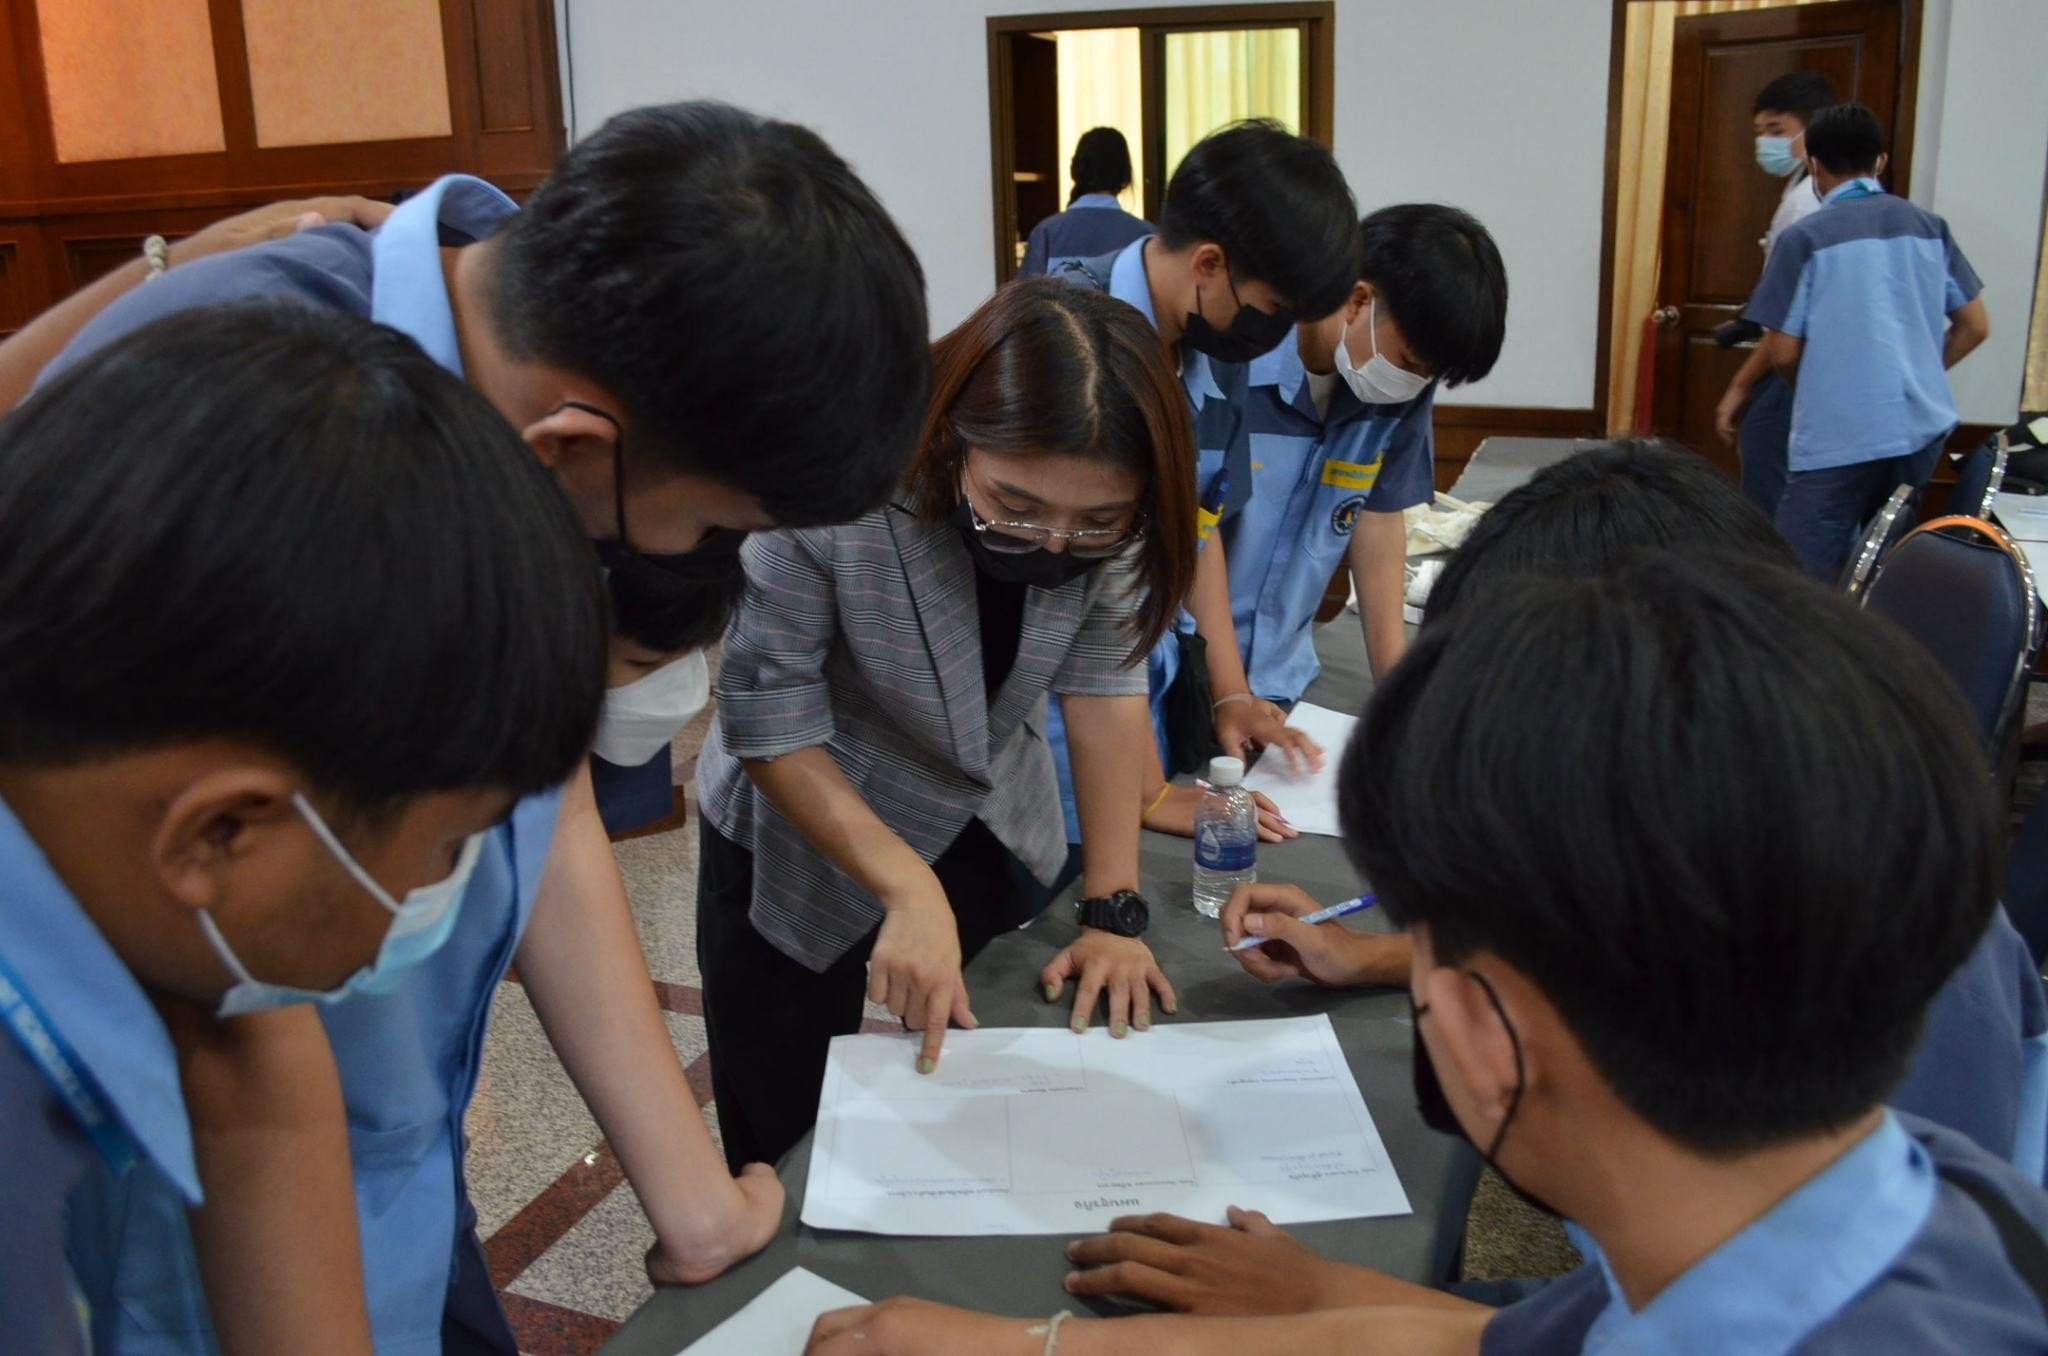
[870,866,976,1073]
[1219,884,1411,989]
[1062,1207,1355,1316]
[1040,930,1175,1037]
[1144,782,1297,843]
[1213,696,1324,775]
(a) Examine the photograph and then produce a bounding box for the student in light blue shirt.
[1048,121,1357,851]
[0,304,605,1355]
[1745,101,1991,578]
[29,102,931,1354]
[1019,126,1153,277]
[811,541,2048,1356]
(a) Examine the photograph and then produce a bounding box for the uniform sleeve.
[1743,226,1816,337]
[1943,221,1984,313]
[38,225,376,387]
[1364,387,1438,514]
[1050,553,1150,697]
[713,528,843,759]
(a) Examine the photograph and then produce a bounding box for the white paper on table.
[676,1267,868,1355]
[1238,700,1358,838]
[800,1015,1410,1237]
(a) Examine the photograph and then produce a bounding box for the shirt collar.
[1579,1112,1934,1355]
[0,794,200,1202]
[1070,193,1123,211]
[369,174,520,376]
[1109,236,1228,414]
[1823,176,1885,204]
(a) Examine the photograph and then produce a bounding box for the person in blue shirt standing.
[1019,127,1153,277]
[1049,120,1356,848]
[22,102,931,1355]
[801,550,2048,1356]
[1745,101,1992,579]
[0,304,606,1355]
[1712,71,1835,515]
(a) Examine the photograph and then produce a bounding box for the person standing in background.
[1019,127,1153,277]
[1714,71,1835,515]
[1746,102,1990,580]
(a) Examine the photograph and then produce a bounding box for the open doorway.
[1599,0,1921,472]
[986,4,1333,283]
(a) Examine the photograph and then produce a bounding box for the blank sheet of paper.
[1239,700,1359,837]
[677,1267,868,1355]
[800,1015,1410,1236]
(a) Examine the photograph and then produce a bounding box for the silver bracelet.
[1025,1310,1073,1356]
[1212,692,1256,712]
[141,235,169,281]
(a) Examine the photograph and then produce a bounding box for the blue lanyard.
[0,950,138,1176]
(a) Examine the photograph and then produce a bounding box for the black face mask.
[593,527,747,584]
[1182,274,1294,365]
[1411,974,1556,1216]
[951,501,1100,589]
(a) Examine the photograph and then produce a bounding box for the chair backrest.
[1842,483,1919,599]
[1951,433,2015,525]
[1862,516,2041,757]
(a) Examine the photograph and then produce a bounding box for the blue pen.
[1226,893,1378,952]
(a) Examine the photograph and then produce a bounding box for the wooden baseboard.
[1431,405,1602,491]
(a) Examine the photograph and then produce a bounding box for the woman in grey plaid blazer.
[695,281,1203,1169]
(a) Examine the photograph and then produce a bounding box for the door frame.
[985,2,1334,286]
[1592,0,1922,432]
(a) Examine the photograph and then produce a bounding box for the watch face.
[1116,894,1149,934]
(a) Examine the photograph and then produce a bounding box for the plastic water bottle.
[1192,755,1257,919]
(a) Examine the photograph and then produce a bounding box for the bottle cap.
[1207,756,1244,788]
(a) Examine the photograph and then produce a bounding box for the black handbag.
[1159,628,1222,775]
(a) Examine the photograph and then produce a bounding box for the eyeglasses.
[960,474,1142,558]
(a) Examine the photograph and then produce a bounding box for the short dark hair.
[1070,127,1134,201]
[0,303,608,813]
[1426,438,1796,622]
[489,101,931,527]
[1342,554,2001,1153]
[1753,71,1836,123]
[1803,101,1886,176]
[1158,120,1359,321]
[1360,204,1507,388]
[902,279,1198,660]
[606,560,745,654]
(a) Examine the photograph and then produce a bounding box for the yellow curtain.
[1163,28,1301,181]
[2024,202,2048,410]
[1607,0,1837,433]
[1055,28,1144,216]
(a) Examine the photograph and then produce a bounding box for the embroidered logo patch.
[1330,495,1368,536]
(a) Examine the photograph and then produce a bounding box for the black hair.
[0,302,608,813]
[1753,71,1836,123]
[1803,101,1886,176]
[1158,119,1359,321]
[1070,127,1134,201]
[489,100,931,527]
[606,561,745,654]
[1426,438,1796,623]
[1360,204,1507,388]
[1341,553,2000,1153]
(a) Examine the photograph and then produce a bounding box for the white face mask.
[197,793,486,1017]
[590,651,709,767]
[1337,297,1433,406]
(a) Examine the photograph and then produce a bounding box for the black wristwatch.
[1076,889,1150,938]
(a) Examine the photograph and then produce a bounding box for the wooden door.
[1650,0,1906,475]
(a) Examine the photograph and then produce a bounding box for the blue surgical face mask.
[1755,134,1801,177]
[197,793,486,1016]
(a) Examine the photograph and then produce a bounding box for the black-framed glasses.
[959,474,1142,559]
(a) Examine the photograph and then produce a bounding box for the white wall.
[1925,0,2048,424]
[559,0,2041,420]
[561,0,1612,409]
